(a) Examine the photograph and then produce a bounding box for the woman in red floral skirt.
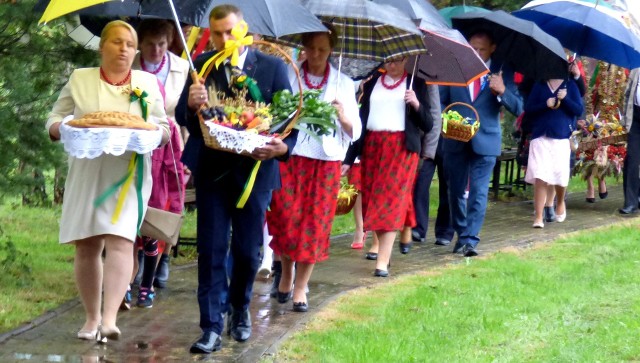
[268,28,361,312]
[343,57,433,277]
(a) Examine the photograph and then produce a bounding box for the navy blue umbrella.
[514,1,640,69]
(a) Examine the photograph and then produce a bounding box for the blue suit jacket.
[439,61,523,157]
[175,49,296,193]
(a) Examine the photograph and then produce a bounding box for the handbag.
[139,132,184,246]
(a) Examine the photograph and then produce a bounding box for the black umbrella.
[452,10,568,80]
[35,0,327,38]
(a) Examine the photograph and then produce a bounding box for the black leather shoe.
[365,252,378,260]
[585,197,596,203]
[411,230,425,242]
[462,244,478,257]
[452,241,464,254]
[269,264,282,298]
[599,191,608,199]
[277,290,292,304]
[544,206,556,222]
[373,269,389,277]
[293,301,308,312]
[435,238,451,246]
[619,206,638,214]
[190,331,222,354]
[228,308,252,342]
[399,242,411,254]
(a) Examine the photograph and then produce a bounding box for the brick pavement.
[0,186,635,362]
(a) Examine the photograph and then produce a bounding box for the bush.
[0,228,33,288]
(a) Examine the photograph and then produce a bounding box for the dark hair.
[468,29,495,45]
[210,4,243,21]
[137,19,175,45]
[301,22,339,49]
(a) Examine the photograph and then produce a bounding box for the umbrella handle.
[166,0,196,72]
[409,57,418,89]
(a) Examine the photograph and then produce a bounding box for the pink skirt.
[525,136,571,186]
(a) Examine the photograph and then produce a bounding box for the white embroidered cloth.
[203,121,272,154]
[60,123,162,159]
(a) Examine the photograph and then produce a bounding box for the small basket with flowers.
[335,179,358,216]
[441,102,480,142]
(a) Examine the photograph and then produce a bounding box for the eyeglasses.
[385,57,406,64]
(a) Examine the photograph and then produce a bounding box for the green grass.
[275,224,640,362]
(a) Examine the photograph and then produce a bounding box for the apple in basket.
[199,104,272,134]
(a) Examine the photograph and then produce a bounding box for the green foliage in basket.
[270,89,337,142]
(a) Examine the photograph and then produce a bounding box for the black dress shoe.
[619,206,638,214]
[399,242,411,254]
[462,244,478,257]
[365,252,378,260]
[585,197,596,203]
[452,241,464,254]
[293,301,308,312]
[269,263,282,298]
[373,269,389,277]
[543,206,557,222]
[435,238,451,246]
[190,331,222,354]
[227,308,252,342]
[411,230,425,242]
[599,191,608,199]
[277,290,292,304]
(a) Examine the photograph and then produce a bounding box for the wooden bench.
[490,149,526,199]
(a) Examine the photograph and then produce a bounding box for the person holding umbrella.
[268,24,361,312]
[439,30,523,257]
[45,20,170,342]
[175,4,296,354]
[344,57,433,277]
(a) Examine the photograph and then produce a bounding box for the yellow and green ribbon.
[94,87,150,228]
[236,161,261,208]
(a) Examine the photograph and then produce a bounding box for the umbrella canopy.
[371,0,488,86]
[35,0,327,38]
[514,0,640,69]
[372,0,450,30]
[452,10,568,80]
[273,0,425,63]
[409,27,489,86]
[38,0,112,24]
[439,5,490,27]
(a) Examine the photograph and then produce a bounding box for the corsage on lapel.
[130,87,149,120]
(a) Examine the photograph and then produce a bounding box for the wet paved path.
[0,186,636,362]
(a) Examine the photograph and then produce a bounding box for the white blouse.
[367,78,406,132]
[287,63,362,161]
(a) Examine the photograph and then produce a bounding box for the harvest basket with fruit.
[441,102,480,142]
[196,29,303,156]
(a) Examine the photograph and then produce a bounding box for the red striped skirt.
[361,131,418,232]
[347,163,362,190]
[268,156,341,264]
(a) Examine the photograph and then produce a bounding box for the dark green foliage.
[0,1,97,203]
[0,228,33,288]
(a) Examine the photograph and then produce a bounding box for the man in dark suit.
[439,30,523,257]
[175,4,296,354]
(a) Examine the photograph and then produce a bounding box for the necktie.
[473,77,482,101]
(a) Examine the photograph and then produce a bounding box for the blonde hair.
[100,20,138,49]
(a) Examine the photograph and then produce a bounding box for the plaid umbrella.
[270,0,426,66]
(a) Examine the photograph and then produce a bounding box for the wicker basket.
[335,192,358,216]
[197,40,303,155]
[441,102,480,142]
[577,133,628,152]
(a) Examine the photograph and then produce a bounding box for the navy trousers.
[412,152,454,242]
[623,108,640,209]
[444,143,496,248]
[194,174,270,334]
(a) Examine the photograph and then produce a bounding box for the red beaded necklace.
[100,67,131,86]
[302,61,330,90]
[381,71,407,90]
[140,54,167,75]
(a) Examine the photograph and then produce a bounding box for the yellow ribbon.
[112,153,137,224]
[183,27,200,60]
[236,161,261,208]
[209,20,253,70]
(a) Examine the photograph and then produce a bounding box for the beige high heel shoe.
[77,329,99,341]
[99,326,121,341]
